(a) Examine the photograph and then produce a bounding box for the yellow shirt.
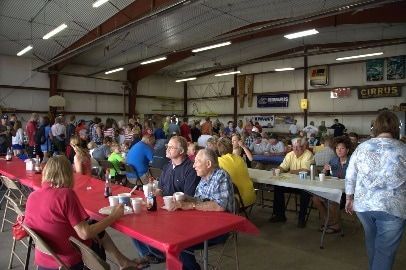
[279,149,314,172]
[218,153,256,207]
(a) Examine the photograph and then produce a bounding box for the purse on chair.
[12,214,28,240]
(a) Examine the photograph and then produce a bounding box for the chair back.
[99,160,113,170]
[69,236,110,270]
[149,167,162,179]
[4,195,24,216]
[22,224,70,270]
[1,176,25,204]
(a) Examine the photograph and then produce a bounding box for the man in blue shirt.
[132,136,201,264]
[126,135,154,183]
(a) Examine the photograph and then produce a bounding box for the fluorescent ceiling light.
[16,45,33,56]
[214,71,241,77]
[93,0,109,8]
[43,24,68,39]
[275,67,295,71]
[336,52,383,61]
[284,29,319,39]
[175,77,197,82]
[192,41,231,53]
[140,57,167,65]
[105,67,124,74]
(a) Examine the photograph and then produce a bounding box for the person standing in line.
[345,111,405,270]
[329,118,346,137]
[26,113,40,158]
[288,119,299,136]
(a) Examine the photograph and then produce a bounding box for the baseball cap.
[1,114,8,120]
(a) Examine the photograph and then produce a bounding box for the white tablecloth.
[248,168,344,203]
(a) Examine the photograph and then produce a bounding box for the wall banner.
[257,94,289,108]
[387,56,405,80]
[247,115,275,127]
[357,84,402,99]
[366,59,384,81]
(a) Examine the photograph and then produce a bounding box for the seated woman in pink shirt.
[24,155,146,270]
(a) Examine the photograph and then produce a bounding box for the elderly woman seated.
[24,155,146,270]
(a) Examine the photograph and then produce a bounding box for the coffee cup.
[163,196,175,209]
[131,197,143,214]
[319,173,325,181]
[173,192,185,201]
[108,196,119,206]
[118,193,131,206]
[274,168,280,177]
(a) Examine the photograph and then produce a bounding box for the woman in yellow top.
[217,137,256,207]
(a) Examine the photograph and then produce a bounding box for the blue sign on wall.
[257,94,289,108]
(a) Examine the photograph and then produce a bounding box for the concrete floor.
[1,190,405,270]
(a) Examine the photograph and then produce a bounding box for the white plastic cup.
[108,196,119,206]
[131,198,143,214]
[163,196,175,209]
[143,184,151,197]
[274,168,280,177]
[174,192,185,201]
[319,173,325,181]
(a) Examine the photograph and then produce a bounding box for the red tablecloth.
[0,159,259,270]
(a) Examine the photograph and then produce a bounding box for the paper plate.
[98,206,133,215]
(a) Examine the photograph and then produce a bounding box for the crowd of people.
[1,111,404,270]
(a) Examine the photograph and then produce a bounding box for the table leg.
[203,240,208,270]
[320,199,330,249]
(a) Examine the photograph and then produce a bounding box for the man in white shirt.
[51,116,66,154]
[289,120,298,135]
[303,121,318,139]
[268,134,285,155]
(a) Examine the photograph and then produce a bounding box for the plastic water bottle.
[146,192,157,212]
[5,148,12,161]
[104,170,112,198]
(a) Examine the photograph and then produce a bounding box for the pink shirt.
[26,120,37,146]
[24,184,90,268]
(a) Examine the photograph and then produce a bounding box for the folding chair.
[99,160,113,175]
[22,224,70,270]
[124,164,145,188]
[69,236,110,270]
[149,167,162,179]
[69,237,139,270]
[4,195,31,270]
[1,176,26,232]
[232,183,254,220]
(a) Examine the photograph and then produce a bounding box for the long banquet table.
[248,168,345,248]
[0,159,259,270]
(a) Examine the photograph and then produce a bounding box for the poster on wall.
[387,56,405,80]
[247,115,274,128]
[357,84,401,99]
[309,65,328,86]
[257,94,289,108]
[366,59,384,81]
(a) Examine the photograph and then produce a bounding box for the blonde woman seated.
[24,155,146,270]
[70,135,91,175]
[312,136,352,233]
[217,137,256,207]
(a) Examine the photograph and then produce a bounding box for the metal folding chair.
[1,176,26,232]
[22,224,70,270]
[124,164,145,188]
[4,195,32,270]
[69,236,110,270]
[149,167,162,180]
[232,183,254,220]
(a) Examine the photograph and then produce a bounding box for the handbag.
[12,214,28,240]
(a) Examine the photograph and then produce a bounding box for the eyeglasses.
[166,145,179,150]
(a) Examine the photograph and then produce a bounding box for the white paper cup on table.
[118,193,131,206]
[173,192,185,201]
[131,198,143,214]
[143,184,151,197]
[298,171,307,180]
[163,196,175,209]
[108,196,119,206]
[319,173,325,181]
[274,168,280,177]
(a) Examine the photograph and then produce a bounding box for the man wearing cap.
[0,114,10,154]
